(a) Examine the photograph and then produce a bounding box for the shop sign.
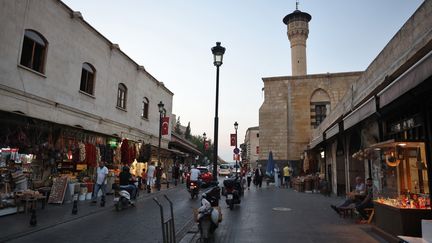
[108,138,118,148]
[390,116,421,133]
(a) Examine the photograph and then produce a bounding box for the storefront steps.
[370,226,403,243]
[0,184,175,242]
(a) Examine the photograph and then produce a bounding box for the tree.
[185,122,191,140]
[190,134,214,166]
[175,116,182,135]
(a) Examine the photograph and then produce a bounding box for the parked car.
[218,164,231,177]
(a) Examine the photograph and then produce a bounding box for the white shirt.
[190,168,201,181]
[96,166,109,185]
[355,183,365,194]
[147,165,156,178]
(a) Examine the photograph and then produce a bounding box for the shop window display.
[371,142,430,209]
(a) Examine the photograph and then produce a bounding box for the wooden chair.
[364,208,375,224]
[339,207,354,218]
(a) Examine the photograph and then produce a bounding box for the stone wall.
[0,0,173,144]
[259,72,362,162]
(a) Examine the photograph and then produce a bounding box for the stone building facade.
[308,0,432,197]
[244,126,259,168]
[258,8,362,169]
[0,0,173,149]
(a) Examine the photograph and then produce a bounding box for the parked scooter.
[189,180,200,199]
[223,176,242,210]
[197,185,221,242]
[113,184,136,211]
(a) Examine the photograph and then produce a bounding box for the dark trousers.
[356,201,373,220]
[247,177,252,188]
[256,178,262,188]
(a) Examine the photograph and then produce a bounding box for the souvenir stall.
[368,140,431,237]
[0,111,121,215]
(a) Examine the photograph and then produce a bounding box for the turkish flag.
[204,141,209,150]
[230,134,237,147]
[161,116,169,135]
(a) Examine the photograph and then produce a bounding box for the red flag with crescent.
[230,134,237,147]
[161,117,169,135]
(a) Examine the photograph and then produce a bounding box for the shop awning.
[343,96,376,130]
[325,123,339,140]
[369,139,424,149]
[378,51,432,108]
[168,133,202,156]
[309,134,323,149]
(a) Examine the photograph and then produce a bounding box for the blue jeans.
[92,183,106,202]
[120,185,137,199]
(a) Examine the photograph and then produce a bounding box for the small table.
[16,194,47,213]
[37,187,51,204]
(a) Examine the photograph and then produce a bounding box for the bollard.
[29,209,37,226]
[72,194,78,215]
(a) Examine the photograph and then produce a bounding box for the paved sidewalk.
[0,184,174,242]
[181,185,386,243]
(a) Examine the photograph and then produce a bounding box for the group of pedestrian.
[241,163,293,190]
[89,161,185,206]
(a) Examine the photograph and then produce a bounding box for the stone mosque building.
[258,7,362,171]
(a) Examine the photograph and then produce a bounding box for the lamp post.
[234,121,238,174]
[157,101,164,166]
[203,132,207,165]
[211,42,226,181]
[203,132,207,151]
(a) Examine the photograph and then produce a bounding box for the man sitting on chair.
[331,176,366,214]
[355,178,374,223]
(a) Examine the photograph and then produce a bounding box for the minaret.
[283,3,311,76]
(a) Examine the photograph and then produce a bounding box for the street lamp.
[234,121,238,174]
[202,132,207,165]
[157,101,164,166]
[211,42,226,181]
[203,132,207,151]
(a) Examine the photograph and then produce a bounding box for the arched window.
[20,29,48,73]
[142,97,149,119]
[117,83,127,109]
[80,63,96,95]
[310,89,331,128]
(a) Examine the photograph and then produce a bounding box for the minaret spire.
[283,3,311,76]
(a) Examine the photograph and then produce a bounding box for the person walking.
[283,164,292,188]
[172,163,180,186]
[274,165,280,188]
[146,162,156,193]
[92,161,108,206]
[155,165,163,191]
[254,164,264,188]
[246,168,253,190]
[141,168,147,189]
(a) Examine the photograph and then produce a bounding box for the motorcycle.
[113,183,137,211]
[189,180,200,199]
[196,186,221,242]
[223,176,242,210]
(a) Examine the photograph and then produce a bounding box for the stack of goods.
[11,171,27,191]
[0,192,15,209]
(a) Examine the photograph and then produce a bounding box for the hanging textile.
[121,139,129,164]
[85,143,97,167]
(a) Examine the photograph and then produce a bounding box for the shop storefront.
[368,67,432,237]
[0,111,155,216]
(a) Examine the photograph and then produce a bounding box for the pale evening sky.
[62,0,423,162]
